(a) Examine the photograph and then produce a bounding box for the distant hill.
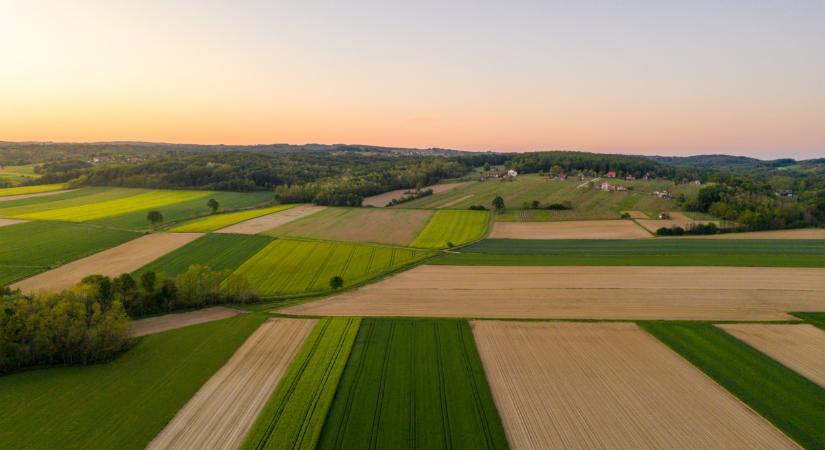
[650,154,824,175]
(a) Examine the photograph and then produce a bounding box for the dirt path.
[0,189,77,202]
[148,318,316,450]
[719,324,825,388]
[130,307,242,337]
[215,205,325,234]
[11,233,203,293]
[0,218,26,228]
[490,220,652,239]
[282,265,825,321]
[471,321,796,449]
[361,182,468,207]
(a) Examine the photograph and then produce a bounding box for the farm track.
[0,188,76,201]
[719,324,825,388]
[216,205,326,234]
[0,218,26,227]
[130,307,242,337]
[282,265,825,320]
[471,321,796,449]
[11,232,203,292]
[490,219,652,239]
[148,318,316,450]
[362,182,469,207]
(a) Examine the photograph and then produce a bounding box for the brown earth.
[281,265,825,321]
[0,189,77,202]
[471,321,797,449]
[362,182,469,207]
[0,218,26,228]
[719,323,825,388]
[490,220,652,239]
[147,318,316,450]
[130,307,241,337]
[215,205,326,234]
[682,228,825,239]
[11,232,203,293]
[622,210,649,219]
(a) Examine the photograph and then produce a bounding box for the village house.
[601,182,613,191]
[605,171,617,178]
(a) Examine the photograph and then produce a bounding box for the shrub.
[329,276,344,290]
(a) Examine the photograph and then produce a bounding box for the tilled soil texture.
[11,232,203,292]
[147,318,316,450]
[130,307,242,337]
[490,220,652,239]
[282,265,825,321]
[719,323,825,388]
[471,321,797,450]
[215,205,326,234]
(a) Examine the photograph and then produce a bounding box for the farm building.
[605,171,617,178]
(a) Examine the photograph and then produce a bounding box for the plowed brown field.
[130,307,241,337]
[215,205,325,234]
[147,318,316,450]
[489,220,652,239]
[282,265,825,320]
[11,232,203,292]
[471,321,796,449]
[719,324,825,388]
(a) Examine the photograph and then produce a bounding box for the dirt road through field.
[490,220,652,239]
[215,205,325,234]
[11,233,203,292]
[147,318,316,450]
[282,265,825,320]
[471,321,796,449]
[0,189,76,201]
[0,218,26,228]
[130,307,241,337]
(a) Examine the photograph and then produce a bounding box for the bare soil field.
[130,307,242,337]
[11,232,203,292]
[682,228,825,239]
[0,218,26,228]
[148,318,316,450]
[471,321,795,449]
[215,205,325,234]
[489,220,652,239]
[362,182,468,207]
[622,210,649,219]
[0,189,76,202]
[719,324,825,388]
[282,265,825,320]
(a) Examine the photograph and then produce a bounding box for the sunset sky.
[2,0,824,158]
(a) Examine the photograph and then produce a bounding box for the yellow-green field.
[0,183,66,197]
[169,204,295,232]
[0,164,42,186]
[410,210,490,249]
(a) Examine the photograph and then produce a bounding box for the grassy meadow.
[0,182,66,197]
[169,204,294,232]
[410,210,490,249]
[0,164,42,185]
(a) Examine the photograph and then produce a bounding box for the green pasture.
[0,164,42,185]
[410,210,490,249]
[169,204,293,232]
[0,182,66,197]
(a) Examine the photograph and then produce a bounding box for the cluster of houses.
[600,182,628,192]
[482,169,519,181]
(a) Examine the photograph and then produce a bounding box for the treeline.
[504,151,689,179]
[0,265,255,374]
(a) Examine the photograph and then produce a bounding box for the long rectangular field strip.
[0,183,66,197]
[317,319,508,450]
[641,322,825,449]
[232,239,434,296]
[169,204,294,232]
[410,210,490,249]
[242,317,361,450]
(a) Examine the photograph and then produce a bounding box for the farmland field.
[131,307,241,337]
[683,228,825,239]
[283,265,825,320]
[242,317,361,450]
[148,318,316,450]
[134,233,274,279]
[363,182,468,207]
[0,221,139,285]
[472,321,794,449]
[233,239,435,297]
[317,319,508,450]
[434,238,825,267]
[263,207,433,246]
[217,204,325,234]
[0,164,41,185]
[169,204,295,232]
[0,313,267,450]
[642,322,825,449]
[409,209,490,248]
[489,219,652,239]
[0,182,65,197]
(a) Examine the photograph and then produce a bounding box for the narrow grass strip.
[792,312,825,332]
[169,204,293,232]
[241,317,361,450]
[640,322,825,449]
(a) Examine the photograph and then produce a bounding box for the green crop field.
[243,317,361,450]
[233,239,434,297]
[0,182,66,197]
[0,221,139,285]
[0,313,267,450]
[133,234,274,279]
[410,210,490,249]
[169,204,294,232]
[792,312,825,332]
[0,186,104,209]
[640,322,825,449]
[264,207,433,246]
[317,319,508,450]
[432,238,825,267]
[0,164,42,185]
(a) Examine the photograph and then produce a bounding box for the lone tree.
[492,196,505,211]
[207,198,219,214]
[329,276,344,290]
[147,210,163,225]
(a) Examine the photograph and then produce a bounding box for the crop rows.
[410,210,490,249]
[317,319,508,450]
[233,239,434,296]
[169,204,294,232]
[242,318,361,450]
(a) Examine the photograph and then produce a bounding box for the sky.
[1,0,824,159]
